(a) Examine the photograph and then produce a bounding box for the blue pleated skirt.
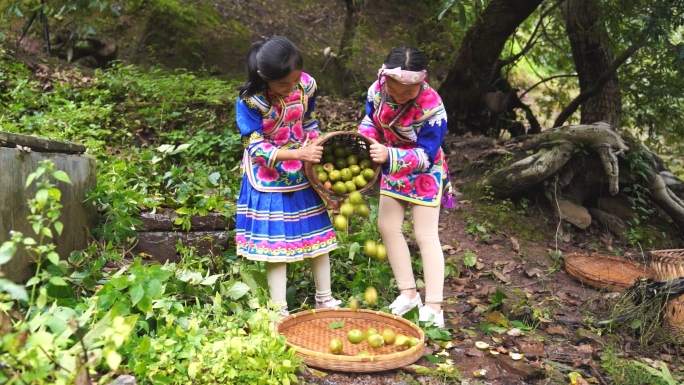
[235,176,338,262]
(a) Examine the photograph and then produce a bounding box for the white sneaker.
[389,293,423,316]
[316,297,342,309]
[419,306,445,328]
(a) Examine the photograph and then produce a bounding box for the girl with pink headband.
[358,46,453,328]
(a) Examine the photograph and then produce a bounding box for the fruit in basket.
[344,181,357,192]
[332,181,347,194]
[333,147,346,158]
[340,202,355,218]
[340,168,353,182]
[394,334,409,347]
[323,181,332,190]
[349,164,361,176]
[317,171,328,182]
[364,286,378,305]
[361,167,375,181]
[346,154,359,166]
[329,338,343,354]
[367,333,385,348]
[359,158,372,170]
[381,328,396,344]
[323,163,335,173]
[354,175,367,188]
[348,329,364,344]
[357,350,371,357]
[365,328,378,339]
[407,337,420,347]
[333,215,347,231]
[329,169,342,182]
[335,158,347,170]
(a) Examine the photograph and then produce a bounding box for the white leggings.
[378,195,444,304]
[265,254,333,307]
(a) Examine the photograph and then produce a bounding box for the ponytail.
[238,40,268,98]
[238,36,304,98]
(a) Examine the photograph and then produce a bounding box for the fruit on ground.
[367,333,385,348]
[381,328,396,344]
[364,286,378,305]
[348,190,363,204]
[347,329,364,344]
[364,239,377,258]
[339,202,355,217]
[329,338,343,354]
[333,215,347,231]
[375,244,387,260]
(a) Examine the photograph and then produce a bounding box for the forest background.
[1,0,684,384]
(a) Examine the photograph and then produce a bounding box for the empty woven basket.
[564,253,653,292]
[647,249,684,333]
[275,308,424,372]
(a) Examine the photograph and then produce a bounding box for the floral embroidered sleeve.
[303,90,320,140]
[386,108,447,175]
[358,88,382,141]
[236,98,278,169]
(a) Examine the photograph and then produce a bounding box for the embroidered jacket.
[358,78,449,206]
[235,72,319,192]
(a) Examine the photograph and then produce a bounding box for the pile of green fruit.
[314,138,376,195]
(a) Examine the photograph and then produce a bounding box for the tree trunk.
[560,0,622,127]
[437,0,543,134]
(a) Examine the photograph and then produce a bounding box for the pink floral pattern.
[414,174,439,198]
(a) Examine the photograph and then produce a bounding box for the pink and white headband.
[377,64,427,85]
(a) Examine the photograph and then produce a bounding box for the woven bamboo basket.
[647,249,684,333]
[564,253,653,292]
[304,131,381,210]
[275,308,425,372]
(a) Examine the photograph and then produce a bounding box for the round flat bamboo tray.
[275,308,425,372]
[304,131,381,210]
[564,253,653,292]
[647,249,684,333]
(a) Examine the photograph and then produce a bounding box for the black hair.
[384,46,428,72]
[238,36,304,98]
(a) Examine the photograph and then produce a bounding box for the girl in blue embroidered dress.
[235,36,340,315]
[358,46,453,327]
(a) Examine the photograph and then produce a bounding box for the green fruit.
[323,154,335,164]
[332,181,347,194]
[365,328,378,339]
[344,181,357,192]
[333,215,347,231]
[364,240,377,258]
[334,158,347,170]
[367,333,385,348]
[361,167,376,181]
[348,190,363,204]
[323,146,333,155]
[381,328,396,344]
[317,171,328,182]
[314,164,325,173]
[358,150,370,160]
[349,164,361,176]
[356,203,370,218]
[357,350,371,357]
[323,163,335,173]
[329,169,342,182]
[331,140,343,149]
[333,147,347,158]
[346,154,359,166]
[376,244,387,261]
[354,175,367,188]
[329,338,343,354]
[349,297,360,311]
[364,286,378,306]
[395,334,409,347]
[340,202,355,217]
[340,168,353,182]
[407,337,420,347]
[347,329,364,344]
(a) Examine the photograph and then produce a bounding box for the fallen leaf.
[502,263,516,275]
[466,348,486,357]
[507,328,523,337]
[492,270,511,283]
[524,268,544,278]
[510,237,521,253]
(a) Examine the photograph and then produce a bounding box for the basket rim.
[303,131,381,208]
[275,308,425,370]
[564,252,653,291]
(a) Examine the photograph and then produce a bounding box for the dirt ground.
[293,115,684,384]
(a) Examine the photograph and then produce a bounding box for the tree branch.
[519,73,577,99]
[553,43,639,128]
